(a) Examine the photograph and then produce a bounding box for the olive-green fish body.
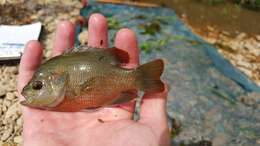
[21,47,164,112]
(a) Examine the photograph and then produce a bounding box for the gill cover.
[21,72,68,108]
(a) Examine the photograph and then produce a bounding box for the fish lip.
[20,100,38,108]
[21,86,28,98]
[20,100,50,110]
[20,100,31,107]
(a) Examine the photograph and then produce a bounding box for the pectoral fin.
[74,77,97,95]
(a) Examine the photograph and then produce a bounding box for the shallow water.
[138,0,260,35]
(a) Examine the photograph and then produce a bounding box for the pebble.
[4,101,20,120]
[14,136,22,144]
[256,35,260,41]
[236,32,247,40]
[78,30,88,45]
[4,67,18,75]
[5,92,16,100]
[0,89,6,97]
[1,126,13,141]
[207,26,215,32]
[204,30,260,86]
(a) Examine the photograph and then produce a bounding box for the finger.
[17,40,43,93]
[52,21,75,56]
[114,28,139,111]
[88,13,108,48]
[115,28,139,68]
[139,83,170,146]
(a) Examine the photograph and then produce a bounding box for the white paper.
[0,22,42,60]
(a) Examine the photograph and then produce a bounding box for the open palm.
[17,14,170,146]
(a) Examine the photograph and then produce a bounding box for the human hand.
[18,13,170,146]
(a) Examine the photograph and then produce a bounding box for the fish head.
[21,71,68,109]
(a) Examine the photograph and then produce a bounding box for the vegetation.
[236,0,260,10]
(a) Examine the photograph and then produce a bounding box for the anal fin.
[109,90,137,105]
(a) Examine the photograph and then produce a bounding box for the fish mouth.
[20,100,48,110]
[20,100,36,108]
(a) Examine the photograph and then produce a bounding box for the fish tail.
[137,59,164,93]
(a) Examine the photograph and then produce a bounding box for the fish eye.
[32,81,43,90]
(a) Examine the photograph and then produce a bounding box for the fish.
[21,46,164,112]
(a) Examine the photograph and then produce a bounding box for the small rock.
[44,16,54,24]
[236,32,247,40]
[256,35,260,41]
[2,106,7,112]
[0,89,6,97]
[14,136,22,144]
[207,26,215,32]
[4,101,20,120]
[1,126,13,141]
[16,117,22,127]
[181,13,187,19]
[3,99,12,108]
[4,66,18,74]
[221,30,230,36]
[5,92,16,100]
[78,30,88,45]
[71,9,80,16]
[205,37,217,44]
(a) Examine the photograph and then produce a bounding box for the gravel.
[202,27,260,86]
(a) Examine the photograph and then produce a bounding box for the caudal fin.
[137,59,164,93]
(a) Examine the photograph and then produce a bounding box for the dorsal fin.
[106,47,129,64]
[64,45,90,54]
[64,46,129,64]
